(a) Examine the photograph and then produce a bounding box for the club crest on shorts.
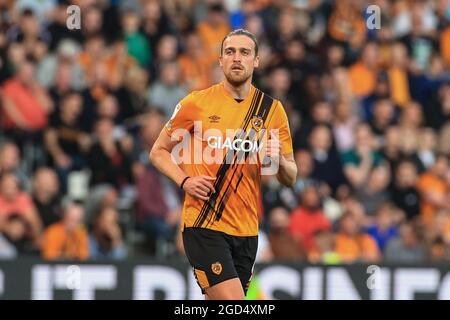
[251,116,263,132]
[211,262,222,275]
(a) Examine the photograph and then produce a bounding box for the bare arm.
[277,153,297,187]
[265,131,297,187]
[149,130,215,200]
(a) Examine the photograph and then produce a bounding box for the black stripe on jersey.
[211,93,275,224]
[193,89,263,228]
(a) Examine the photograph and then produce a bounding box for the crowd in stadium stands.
[0,0,450,264]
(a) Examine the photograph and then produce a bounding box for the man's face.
[219,35,259,86]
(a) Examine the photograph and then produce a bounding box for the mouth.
[231,65,244,71]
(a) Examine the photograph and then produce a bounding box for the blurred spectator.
[294,101,333,150]
[267,207,303,261]
[416,154,450,226]
[390,159,421,221]
[384,222,427,263]
[44,92,90,191]
[333,101,358,153]
[134,112,181,255]
[0,57,53,144]
[0,213,39,256]
[31,167,62,228]
[387,42,411,108]
[369,99,396,142]
[366,203,399,252]
[308,230,342,265]
[341,123,385,188]
[178,32,213,91]
[89,206,127,260]
[116,65,149,123]
[308,125,346,194]
[87,118,133,190]
[121,9,151,68]
[335,212,380,263]
[41,202,89,261]
[0,141,27,188]
[197,3,230,62]
[328,0,365,48]
[348,42,379,98]
[417,127,437,170]
[147,61,188,117]
[289,185,331,254]
[0,173,42,241]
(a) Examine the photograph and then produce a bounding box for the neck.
[223,79,252,100]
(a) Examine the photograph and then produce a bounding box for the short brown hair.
[220,29,259,56]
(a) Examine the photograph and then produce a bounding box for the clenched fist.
[182,175,216,201]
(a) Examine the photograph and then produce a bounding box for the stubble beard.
[225,70,252,87]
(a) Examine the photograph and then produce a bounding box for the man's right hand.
[182,175,216,201]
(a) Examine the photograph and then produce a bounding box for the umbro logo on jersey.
[208,115,221,123]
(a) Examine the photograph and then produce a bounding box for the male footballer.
[150,29,297,300]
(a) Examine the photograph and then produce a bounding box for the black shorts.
[182,227,258,296]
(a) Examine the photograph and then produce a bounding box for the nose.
[232,51,242,62]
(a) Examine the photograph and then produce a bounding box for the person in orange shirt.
[150,29,297,300]
[348,42,379,97]
[197,3,231,63]
[178,32,214,91]
[41,202,89,261]
[335,212,381,263]
[416,154,450,226]
[0,173,42,243]
[1,58,53,133]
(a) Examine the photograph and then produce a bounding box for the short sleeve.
[268,101,294,156]
[164,92,197,141]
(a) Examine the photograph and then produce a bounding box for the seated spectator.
[44,92,91,191]
[390,159,421,221]
[147,61,188,117]
[0,173,42,242]
[355,163,391,215]
[178,32,213,91]
[416,154,450,226]
[366,203,399,252]
[41,202,89,261]
[31,167,62,228]
[134,113,181,255]
[308,125,346,194]
[341,123,385,188]
[1,214,39,256]
[0,57,53,141]
[289,185,331,253]
[335,212,380,263]
[0,141,28,189]
[308,230,342,265]
[87,118,133,189]
[369,99,396,143]
[384,222,427,263]
[268,207,304,261]
[417,127,437,170]
[89,206,127,260]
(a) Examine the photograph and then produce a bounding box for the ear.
[253,55,260,69]
[219,56,223,67]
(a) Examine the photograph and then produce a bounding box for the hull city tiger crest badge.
[211,262,222,275]
[251,116,263,132]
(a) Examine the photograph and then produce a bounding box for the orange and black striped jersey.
[165,82,293,236]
